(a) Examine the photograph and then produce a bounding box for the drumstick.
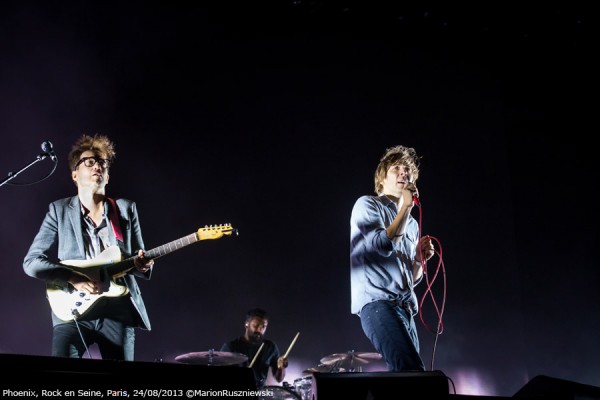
[248,342,265,369]
[283,331,300,359]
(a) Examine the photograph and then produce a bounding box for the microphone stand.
[0,152,51,188]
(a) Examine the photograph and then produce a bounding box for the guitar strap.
[106,197,124,243]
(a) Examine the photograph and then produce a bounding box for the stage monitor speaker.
[311,370,449,400]
[513,375,600,400]
[0,353,257,395]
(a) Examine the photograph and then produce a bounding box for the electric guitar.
[46,224,237,321]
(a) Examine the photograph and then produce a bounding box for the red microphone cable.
[413,197,447,371]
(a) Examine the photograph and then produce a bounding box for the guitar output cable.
[71,309,94,359]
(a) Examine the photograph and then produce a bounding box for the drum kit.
[175,349,383,400]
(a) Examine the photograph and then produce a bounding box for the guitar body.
[46,224,236,321]
[47,246,131,321]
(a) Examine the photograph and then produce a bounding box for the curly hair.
[68,134,116,171]
[373,145,421,195]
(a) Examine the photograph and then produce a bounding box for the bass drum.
[259,386,301,400]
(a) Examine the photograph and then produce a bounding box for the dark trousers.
[52,318,135,361]
[359,300,425,371]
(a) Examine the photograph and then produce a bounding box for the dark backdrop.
[1,2,597,396]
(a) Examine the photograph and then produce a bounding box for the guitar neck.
[144,232,199,260]
[105,232,199,277]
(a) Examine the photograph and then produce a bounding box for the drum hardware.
[292,376,313,400]
[302,363,346,374]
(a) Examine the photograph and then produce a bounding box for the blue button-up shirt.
[350,194,422,315]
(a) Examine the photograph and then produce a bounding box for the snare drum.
[293,376,313,400]
[259,386,301,400]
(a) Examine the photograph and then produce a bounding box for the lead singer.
[350,144,435,371]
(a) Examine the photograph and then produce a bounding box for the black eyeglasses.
[75,157,110,169]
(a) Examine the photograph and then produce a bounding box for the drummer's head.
[244,308,269,344]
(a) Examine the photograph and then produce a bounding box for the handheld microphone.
[41,141,57,162]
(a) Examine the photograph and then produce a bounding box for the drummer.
[220,308,288,388]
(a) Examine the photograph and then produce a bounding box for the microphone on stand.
[41,141,57,162]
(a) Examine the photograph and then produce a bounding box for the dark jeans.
[359,300,425,371]
[52,318,135,361]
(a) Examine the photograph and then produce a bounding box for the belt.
[392,299,416,316]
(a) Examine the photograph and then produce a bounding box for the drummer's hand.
[277,356,288,369]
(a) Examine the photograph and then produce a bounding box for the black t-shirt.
[221,338,280,388]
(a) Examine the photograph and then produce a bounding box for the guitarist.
[23,134,155,361]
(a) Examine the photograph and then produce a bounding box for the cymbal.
[320,351,382,367]
[175,351,248,366]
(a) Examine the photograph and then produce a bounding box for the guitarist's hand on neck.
[134,249,154,273]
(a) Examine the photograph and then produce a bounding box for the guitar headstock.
[197,224,237,241]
